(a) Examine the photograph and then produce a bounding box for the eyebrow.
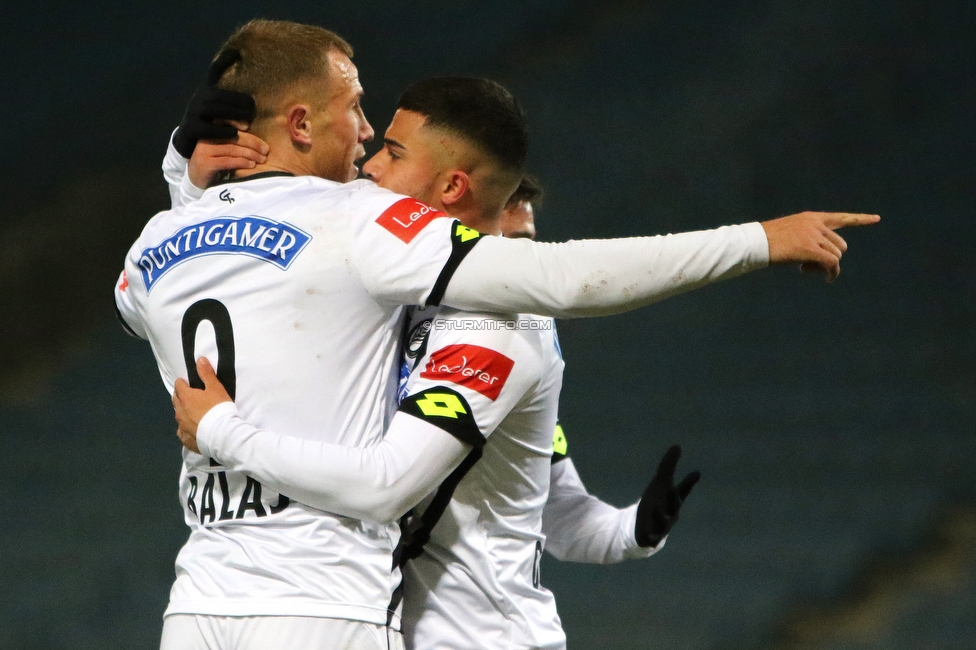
[384,137,406,150]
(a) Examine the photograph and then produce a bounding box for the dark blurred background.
[1,1,974,648]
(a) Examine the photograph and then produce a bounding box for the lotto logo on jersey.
[421,344,514,400]
[375,198,447,243]
[138,216,312,292]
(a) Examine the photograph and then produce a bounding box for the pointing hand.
[761,211,881,282]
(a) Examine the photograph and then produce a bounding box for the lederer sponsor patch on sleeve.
[138,216,311,292]
[421,344,515,401]
[375,197,447,243]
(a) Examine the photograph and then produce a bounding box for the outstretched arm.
[352,203,879,320]
[437,211,878,319]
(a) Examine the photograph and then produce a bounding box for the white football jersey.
[394,307,567,650]
[128,144,768,630]
[115,173,483,627]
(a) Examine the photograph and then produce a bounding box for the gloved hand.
[172,48,257,158]
[634,445,700,548]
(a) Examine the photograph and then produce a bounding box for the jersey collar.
[213,171,297,186]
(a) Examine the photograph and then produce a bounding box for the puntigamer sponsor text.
[138,216,311,291]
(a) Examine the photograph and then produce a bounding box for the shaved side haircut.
[398,77,527,174]
[398,76,528,214]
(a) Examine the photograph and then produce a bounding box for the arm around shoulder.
[196,403,471,523]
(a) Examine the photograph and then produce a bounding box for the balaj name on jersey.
[186,466,290,525]
[139,216,311,291]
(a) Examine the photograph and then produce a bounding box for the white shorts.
[160,615,405,650]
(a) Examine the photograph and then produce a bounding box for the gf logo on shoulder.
[219,189,235,204]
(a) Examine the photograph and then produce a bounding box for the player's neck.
[234,141,321,181]
[235,155,315,178]
[233,162,306,180]
[440,196,502,236]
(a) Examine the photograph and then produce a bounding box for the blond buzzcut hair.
[213,19,354,121]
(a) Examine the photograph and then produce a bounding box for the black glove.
[172,49,257,158]
[634,445,700,548]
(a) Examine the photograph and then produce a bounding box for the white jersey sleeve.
[196,402,470,523]
[543,457,662,564]
[441,224,769,318]
[161,128,207,209]
[352,204,769,317]
[194,307,544,521]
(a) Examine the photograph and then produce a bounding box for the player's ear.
[441,170,470,207]
[285,104,313,149]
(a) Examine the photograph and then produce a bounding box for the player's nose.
[360,115,375,143]
[362,152,381,181]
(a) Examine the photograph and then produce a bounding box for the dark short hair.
[506,174,544,207]
[397,77,528,174]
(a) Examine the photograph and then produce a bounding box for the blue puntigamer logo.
[139,216,311,291]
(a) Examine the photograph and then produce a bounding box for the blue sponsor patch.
[138,216,311,291]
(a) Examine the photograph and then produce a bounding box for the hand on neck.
[233,136,318,179]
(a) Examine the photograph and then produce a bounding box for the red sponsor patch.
[376,198,447,243]
[118,270,129,292]
[421,344,515,401]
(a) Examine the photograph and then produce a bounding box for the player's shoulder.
[343,179,410,210]
[128,205,191,252]
[345,181,452,241]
